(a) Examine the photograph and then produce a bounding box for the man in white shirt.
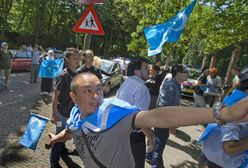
[205,67,222,107]
[117,57,153,168]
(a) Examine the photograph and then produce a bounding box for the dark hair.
[171,64,187,78]
[66,47,79,54]
[152,64,160,72]
[155,60,162,64]
[65,51,74,59]
[127,57,148,76]
[64,48,79,67]
[239,65,248,83]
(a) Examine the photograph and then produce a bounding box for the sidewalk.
[0,72,83,167]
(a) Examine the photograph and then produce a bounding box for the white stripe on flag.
[83,121,101,132]
[100,105,112,130]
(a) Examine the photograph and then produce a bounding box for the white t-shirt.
[206,75,222,95]
[116,76,150,110]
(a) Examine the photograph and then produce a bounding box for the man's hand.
[46,130,72,149]
[48,132,57,146]
[51,113,58,125]
[222,97,248,122]
[146,139,154,153]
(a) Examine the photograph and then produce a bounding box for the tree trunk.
[222,48,241,98]
[210,55,216,68]
[224,48,241,84]
[107,28,113,56]
[34,0,45,44]
[17,1,28,30]
[201,55,208,70]
[103,32,109,58]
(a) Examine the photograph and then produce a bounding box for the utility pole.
[83,34,92,50]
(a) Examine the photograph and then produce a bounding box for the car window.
[15,51,32,58]
[100,61,113,73]
[54,51,64,59]
[112,64,118,72]
[188,69,202,79]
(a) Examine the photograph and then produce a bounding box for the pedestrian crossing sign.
[73,4,105,35]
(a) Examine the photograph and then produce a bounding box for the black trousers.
[41,77,53,92]
[130,132,146,168]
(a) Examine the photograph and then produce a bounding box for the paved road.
[0,72,204,168]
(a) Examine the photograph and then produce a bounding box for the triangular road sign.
[73,4,105,35]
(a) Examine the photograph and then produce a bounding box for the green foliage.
[0,0,247,66]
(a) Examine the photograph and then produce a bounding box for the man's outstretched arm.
[134,97,248,129]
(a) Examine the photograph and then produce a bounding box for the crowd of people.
[1,41,248,168]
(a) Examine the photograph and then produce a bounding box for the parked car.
[100,59,124,95]
[11,50,32,71]
[181,67,202,97]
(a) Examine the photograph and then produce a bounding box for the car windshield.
[100,61,113,73]
[15,51,32,58]
[188,68,202,79]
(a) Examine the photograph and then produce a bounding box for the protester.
[30,45,43,83]
[40,50,54,95]
[92,56,102,69]
[117,57,154,168]
[120,57,128,76]
[50,48,80,168]
[155,59,167,76]
[200,65,248,168]
[76,49,102,80]
[27,44,33,52]
[149,64,188,167]
[145,64,164,109]
[0,42,13,90]
[205,67,222,107]
[48,72,248,168]
[193,67,209,107]
[78,50,84,66]
[225,67,241,96]
[145,64,164,163]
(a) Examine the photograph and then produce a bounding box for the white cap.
[47,50,54,55]
[1,42,8,47]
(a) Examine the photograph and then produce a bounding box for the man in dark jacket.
[50,48,80,168]
[0,42,12,90]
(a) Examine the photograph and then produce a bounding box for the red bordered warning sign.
[73,4,105,35]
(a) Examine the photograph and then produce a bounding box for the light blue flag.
[39,58,64,78]
[66,98,140,133]
[223,89,248,106]
[144,0,197,56]
[198,123,218,142]
[19,113,49,150]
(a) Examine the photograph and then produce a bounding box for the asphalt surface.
[0,72,205,168]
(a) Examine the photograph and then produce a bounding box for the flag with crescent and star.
[144,0,197,56]
[39,58,64,78]
[19,113,49,150]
